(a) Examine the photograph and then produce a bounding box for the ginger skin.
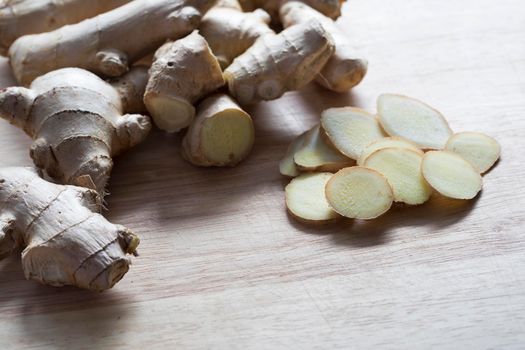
[0,67,152,194]
[144,31,224,132]
[0,0,130,55]
[238,0,346,21]
[0,167,139,291]
[280,1,367,92]
[8,0,216,86]
[199,0,274,69]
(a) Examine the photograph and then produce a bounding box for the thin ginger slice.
[377,94,452,150]
[325,166,393,219]
[364,148,432,205]
[445,132,501,173]
[321,107,385,159]
[357,136,422,166]
[294,125,354,172]
[279,131,308,177]
[422,151,482,200]
[285,172,340,222]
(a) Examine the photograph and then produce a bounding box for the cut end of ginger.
[294,125,353,172]
[445,132,501,173]
[144,94,195,132]
[357,136,422,166]
[285,172,340,223]
[279,131,308,177]
[325,166,393,219]
[364,147,432,205]
[422,151,482,200]
[321,107,385,159]
[377,94,452,150]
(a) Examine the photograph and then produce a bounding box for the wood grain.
[1,0,525,349]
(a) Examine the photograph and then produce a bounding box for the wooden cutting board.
[1,0,524,348]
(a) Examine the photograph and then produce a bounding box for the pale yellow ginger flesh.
[285,173,340,223]
[377,94,453,150]
[182,94,254,167]
[144,31,225,132]
[279,1,368,92]
[9,0,216,85]
[0,0,131,55]
[321,107,386,160]
[199,2,274,69]
[364,148,432,205]
[326,167,393,219]
[357,136,422,166]
[445,132,501,173]
[0,167,139,291]
[279,131,308,177]
[0,68,152,194]
[422,151,482,200]
[294,125,353,172]
[224,20,335,105]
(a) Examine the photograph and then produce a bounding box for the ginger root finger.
[109,65,149,114]
[224,20,335,105]
[422,151,482,200]
[0,0,130,55]
[144,31,224,132]
[321,107,386,160]
[0,167,139,291]
[377,94,453,150]
[8,0,215,86]
[200,1,274,69]
[325,167,394,219]
[0,68,152,194]
[182,94,254,167]
[445,132,501,173]
[285,173,340,223]
[280,1,367,92]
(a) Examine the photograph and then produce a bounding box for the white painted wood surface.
[1,0,524,348]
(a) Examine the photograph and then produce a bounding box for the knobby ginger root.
[321,107,385,160]
[280,1,367,92]
[325,167,394,219]
[377,94,453,150]
[285,172,339,223]
[364,148,432,205]
[357,136,422,166]
[9,0,216,86]
[224,20,335,105]
[109,65,149,114]
[293,125,353,172]
[199,0,274,69]
[422,151,482,200]
[0,167,139,291]
[239,0,346,20]
[182,94,254,167]
[0,0,130,55]
[0,67,152,194]
[144,31,224,132]
[445,132,501,173]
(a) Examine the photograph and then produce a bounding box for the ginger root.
[280,1,368,92]
[144,31,224,132]
[0,67,152,194]
[239,0,346,20]
[0,167,139,291]
[224,20,335,105]
[0,0,130,55]
[8,0,216,85]
[199,0,274,69]
[182,94,255,167]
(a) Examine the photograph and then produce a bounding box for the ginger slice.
[445,132,501,173]
[377,94,452,150]
[294,125,354,172]
[364,148,432,205]
[325,167,393,219]
[357,136,422,166]
[321,107,386,160]
[279,131,308,177]
[285,173,340,223]
[422,151,482,200]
